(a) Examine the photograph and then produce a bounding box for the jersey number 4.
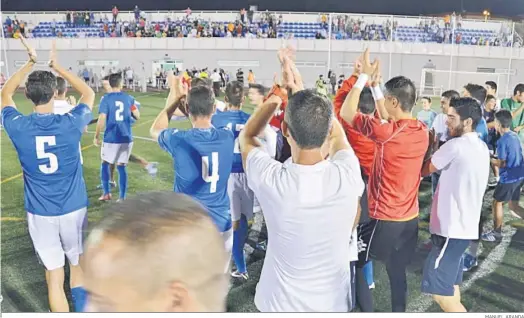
[115,101,124,121]
[36,136,58,174]
[202,152,219,193]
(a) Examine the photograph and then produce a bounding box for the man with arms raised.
[94,73,140,202]
[340,49,429,312]
[239,48,364,312]
[421,97,489,312]
[1,38,95,312]
[84,192,229,312]
[150,75,235,267]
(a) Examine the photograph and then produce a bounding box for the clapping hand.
[359,48,379,78]
[48,40,57,69]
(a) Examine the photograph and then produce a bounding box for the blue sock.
[71,286,87,312]
[100,162,110,195]
[363,260,374,287]
[117,165,128,199]
[232,214,249,273]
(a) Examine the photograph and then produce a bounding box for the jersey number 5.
[226,123,245,154]
[115,101,124,121]
[36,136,58,174]
[202,152,219,193]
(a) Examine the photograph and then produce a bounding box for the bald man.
[83,191,229,312]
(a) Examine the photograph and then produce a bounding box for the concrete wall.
[2,38,523,96]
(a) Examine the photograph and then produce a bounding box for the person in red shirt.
[334,72,377,312]
[340,49,429,312]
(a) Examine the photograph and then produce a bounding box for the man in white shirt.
[210,69,222,97]
[239,49,364,312]
[125,68,134,89]
[421,97,490,312]
[53,76,84,164]
[430,90,460,195]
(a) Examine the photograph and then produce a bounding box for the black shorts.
[359,173,370,224]
[493,180,523,202]
[357,217,419,267]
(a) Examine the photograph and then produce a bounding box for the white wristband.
[354,74,369,90]
[371,86,384,100]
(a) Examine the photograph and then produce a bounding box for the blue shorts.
[421,234,470,296]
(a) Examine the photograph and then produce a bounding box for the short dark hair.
[192,77,212,88]
[56,76,67,96]
[108,73,123,88]
[421,96,432,103]
[188,85,215,118]
[442,90,460,100]
[25,70,57,106]
[449,97,482,130]
[358,87,375,115]
[225,81,244,107]
[248,83,267,96]
[486,94,496,102]
[285,89,332,149]
[485,81,497,92]
[494,109,512,128]
[384,76,417,112]
[464,84,487,104]
[513,83,524,96]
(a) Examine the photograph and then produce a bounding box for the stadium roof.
[2,0,523,18]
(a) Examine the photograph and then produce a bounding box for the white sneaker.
[146,162,158,177]
[231,271,249,280]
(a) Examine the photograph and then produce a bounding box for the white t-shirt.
[210,72,221,83]
[431,113,448,142]
[246,148,364,312]
[430,132,489,239]
[53,99,74,115]
[54,100,84,164]
[126,69,133,80]
[215,99,226,112]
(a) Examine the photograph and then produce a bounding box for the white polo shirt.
[430,132,489,239]
[246,147,364,312]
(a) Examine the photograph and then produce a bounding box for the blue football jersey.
[1,104,93,216]
[475,117,488,144]
[99,92,137,143]
[158,127,235,232]
[212,110,250,173]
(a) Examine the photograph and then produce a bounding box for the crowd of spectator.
[2,8,522,47]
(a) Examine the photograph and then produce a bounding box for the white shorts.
[228,173,255,222]
[222,228,233,273]
[27,207,87,271]
[101,142,133,164]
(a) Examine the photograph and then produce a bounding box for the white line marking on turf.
[407,223,516,312]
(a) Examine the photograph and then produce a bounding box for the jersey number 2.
[115,101,124,121]
[36,136,58,174]
[202,152,219,193]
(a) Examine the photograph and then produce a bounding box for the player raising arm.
[150,74,235,271]
[238,48,363,312]
[1,38,94,312]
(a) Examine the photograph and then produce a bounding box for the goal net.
[419,68,508,98]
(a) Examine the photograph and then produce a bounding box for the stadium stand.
[2,11,516,46]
